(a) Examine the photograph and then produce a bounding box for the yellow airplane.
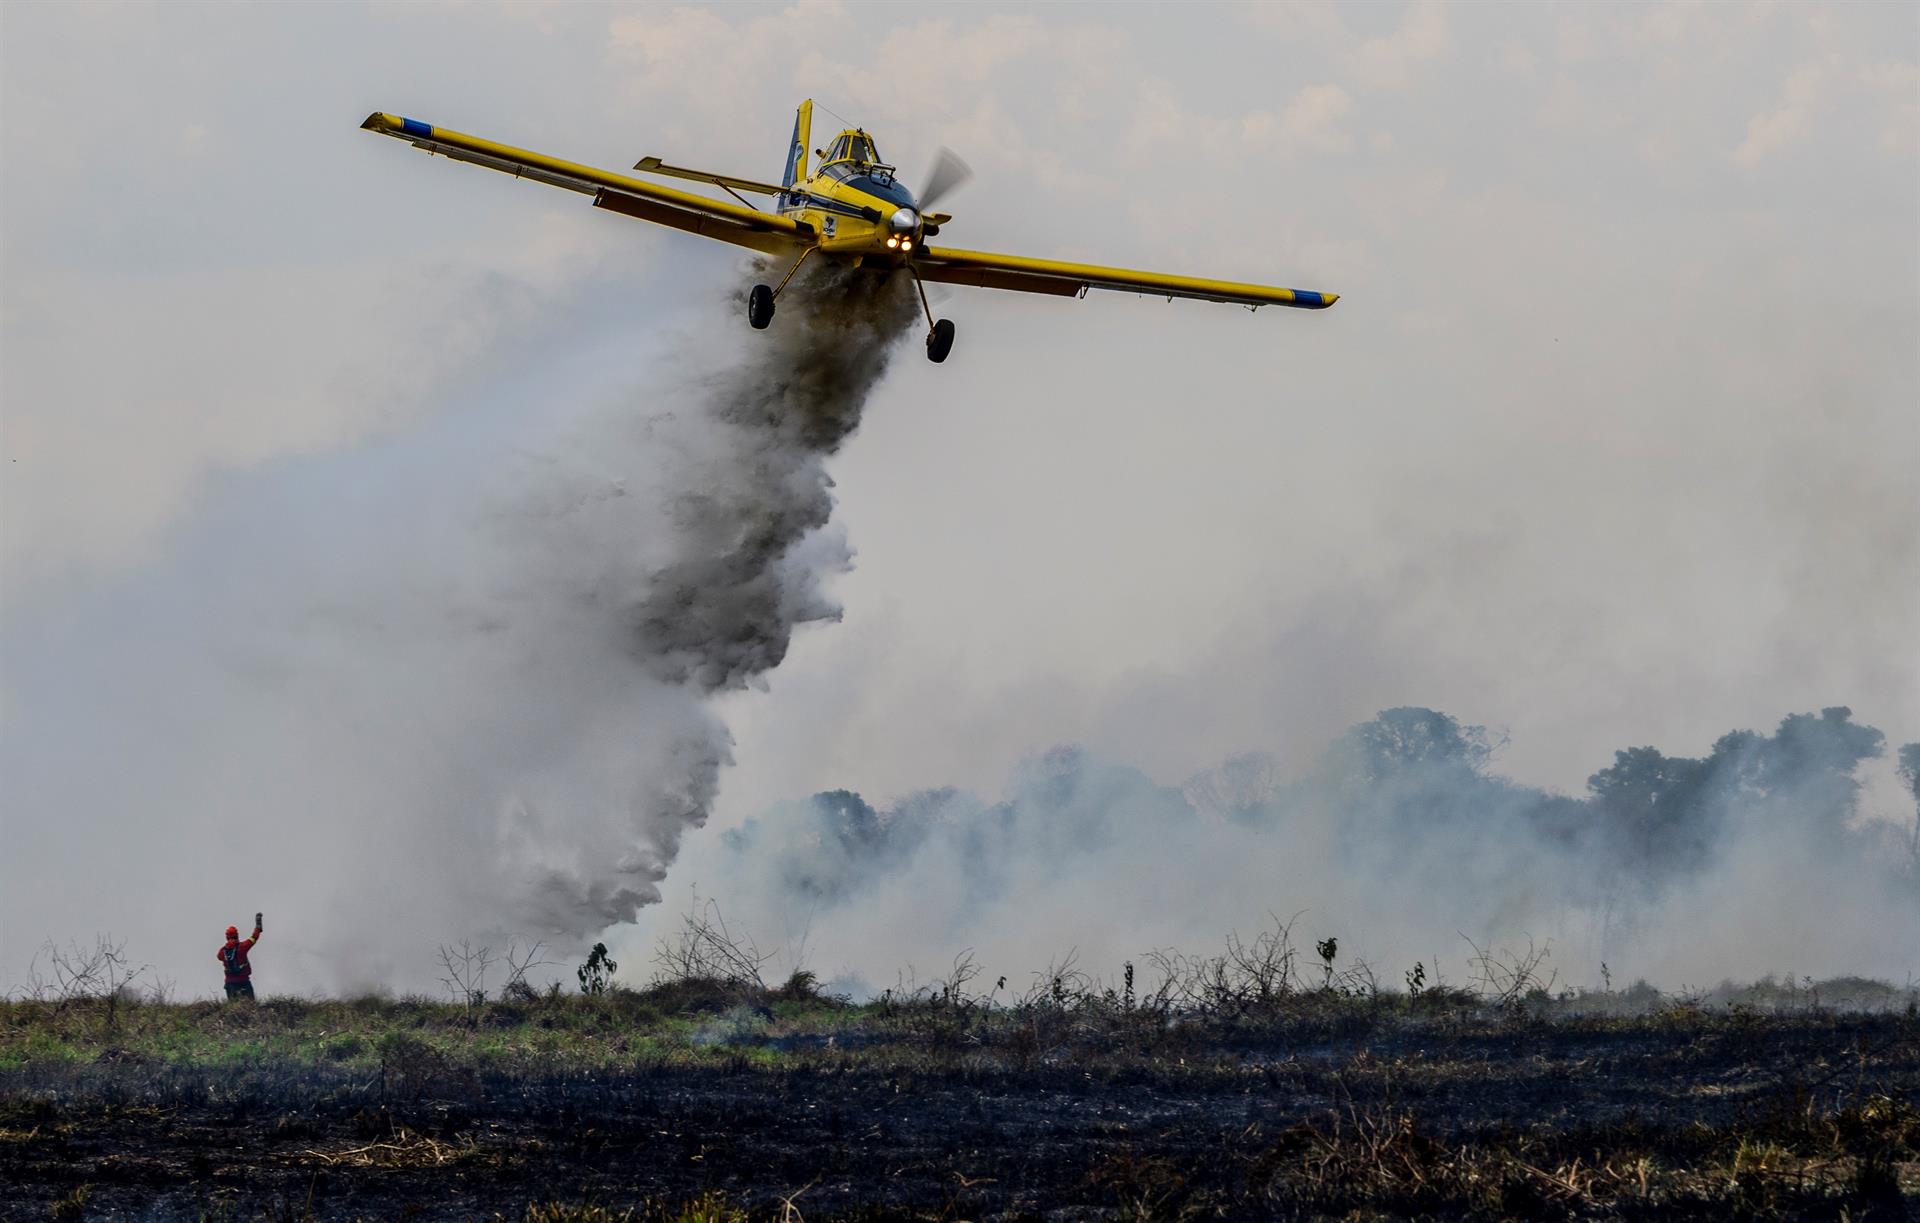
[360,100,1337,363]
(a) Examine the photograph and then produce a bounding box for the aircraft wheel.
[926,318,955,363]
[748,284,775,330]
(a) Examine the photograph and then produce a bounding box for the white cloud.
[1238,0,1454,95]
[1234,0,1346,43]
[1556,15,1598,66]
[603,1,861,157]
[1349,0,1452,90]
[1129,80,1354,165]
[1498,38,1538,77]
[1858,59,1920,156]
[1242,84,1355,155]
[1734,58,1835,165]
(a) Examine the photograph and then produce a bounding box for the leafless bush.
[1340,957,1382,1000]
[933,949,981,1005]
[436,940,495,1019]
[24,936,148,1025]
[1143,914,1305,1019]
[1462,934,1558,1009]
[500,939,552,1003]
[1139,946,1209,1014]
[1015,949,1094,1010]
[652,893,771,991]
[1002,951,1096,1066]
[873,951,1003,1046]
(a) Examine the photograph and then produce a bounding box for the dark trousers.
[224,980,255,1001]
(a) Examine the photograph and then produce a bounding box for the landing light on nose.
[888,207,918,234]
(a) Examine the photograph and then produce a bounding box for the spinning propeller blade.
[917,147,973,212]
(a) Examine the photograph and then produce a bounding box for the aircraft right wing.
[360,113,809,255]
[915,245,1337,309]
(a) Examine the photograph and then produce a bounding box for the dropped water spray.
[636,262,920,692]
[485,260,919,940]
[0,259,919,996]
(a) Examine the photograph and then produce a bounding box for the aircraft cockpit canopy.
[826,132,880,166]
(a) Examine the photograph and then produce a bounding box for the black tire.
[748,284,775,330]
[926,318,955,363]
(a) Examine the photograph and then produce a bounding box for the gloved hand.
[254,912,264,932]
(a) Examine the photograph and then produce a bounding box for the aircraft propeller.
[915,147,973,213]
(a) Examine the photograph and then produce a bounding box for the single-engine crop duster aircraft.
[361,101,1337,363]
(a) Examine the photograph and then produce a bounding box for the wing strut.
[771,245,817,301]
[908,267,937,332]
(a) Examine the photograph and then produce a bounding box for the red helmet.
[226,926,239,939]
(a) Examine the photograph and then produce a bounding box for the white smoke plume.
[649,706,1920,996]
[0,260,916,993]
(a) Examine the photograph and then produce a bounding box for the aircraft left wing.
[915,246,1337,310]
[360,113,809,255]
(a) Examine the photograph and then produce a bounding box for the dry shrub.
[1143,916,1303,1021]
[1463,934,1558,1012]
[21,936,148,1030]
[652,896,770,993]
[376,1031,473,1102]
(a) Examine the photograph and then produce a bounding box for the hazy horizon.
[3,1,1915,998]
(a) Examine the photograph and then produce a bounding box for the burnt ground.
[3,990,1918,1220]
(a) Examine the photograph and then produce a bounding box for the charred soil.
[3,986,1918,1220]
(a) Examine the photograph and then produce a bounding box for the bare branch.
[500,939,553,1003]
[436,940,495,1019]
[652,892,771,991]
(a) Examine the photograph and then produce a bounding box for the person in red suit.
[218,913,263,1000]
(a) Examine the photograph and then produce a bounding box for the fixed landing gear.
[747,283,775,330]
[926,317,955,363]
[748,245,816,330]
[910,270,954,363]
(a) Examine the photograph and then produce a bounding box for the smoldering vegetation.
[4,944,1917,1219]
[700,705,1920,991]
[6,869,1917,1217]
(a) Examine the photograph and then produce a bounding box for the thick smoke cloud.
[0,259,915,994]
[681,707,1919,994]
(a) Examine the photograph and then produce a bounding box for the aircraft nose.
[888,207,918,233]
